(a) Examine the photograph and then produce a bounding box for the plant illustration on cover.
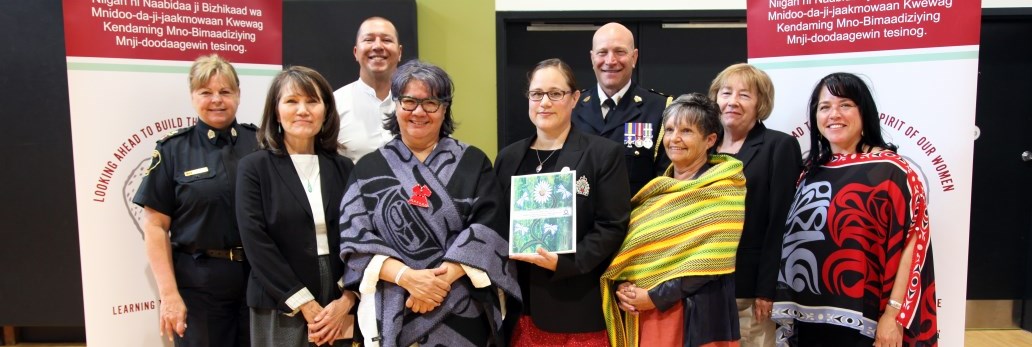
[509,171,576,254]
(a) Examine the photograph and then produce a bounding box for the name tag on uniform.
[184,167,209,177]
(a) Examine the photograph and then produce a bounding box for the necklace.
[534,148,559,173]
[294,155,319,192]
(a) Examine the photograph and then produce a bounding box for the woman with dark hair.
[602,93,744,347]
[235,66,356,346]
[338,60,521,346]
[133,53,256,346]
[709,63,801,347]
[772,73,938,347]
[496,58,631,346]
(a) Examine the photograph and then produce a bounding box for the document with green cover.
[509,171,577,254]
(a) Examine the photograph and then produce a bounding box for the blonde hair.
[708,63,775,121]
[188,54,240,92]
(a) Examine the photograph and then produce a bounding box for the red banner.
[63,0,281,64]
[748,0,980,58]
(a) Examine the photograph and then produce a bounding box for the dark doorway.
[968,11,1032,330]
[495,11,746,150]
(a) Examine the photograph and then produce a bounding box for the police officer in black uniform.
[572,22,671,194]
[133,54,257,347]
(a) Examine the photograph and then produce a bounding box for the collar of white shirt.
[597,80,632,108]
[356,78,392,103]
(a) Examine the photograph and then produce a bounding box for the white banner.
[748,0,980,345]
[63,0,281,345]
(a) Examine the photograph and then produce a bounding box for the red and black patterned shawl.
[773,151,937,346]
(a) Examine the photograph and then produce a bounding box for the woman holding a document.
[602,93,745,347]
[496,58,631,346]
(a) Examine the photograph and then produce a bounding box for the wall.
[416,0,498,157]
[425,0,1032,159]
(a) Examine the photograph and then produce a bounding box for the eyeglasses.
[398,96,445,113]
[527,90,572,102]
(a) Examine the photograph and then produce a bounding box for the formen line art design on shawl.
[338,137,520,347]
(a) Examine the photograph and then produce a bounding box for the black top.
[235,149,354,312]
[133,119,258,250]
[517,148,563,176]
[496,130,631,333]
[724,123,802,300]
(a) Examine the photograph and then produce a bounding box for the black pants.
[790,321,874,347]
[173,252,250,347]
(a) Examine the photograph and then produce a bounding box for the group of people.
[132,17,938,347]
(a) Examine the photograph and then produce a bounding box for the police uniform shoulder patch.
[143,150,161,176]
[157,125,193,144]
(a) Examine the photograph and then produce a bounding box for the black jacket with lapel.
[728,123,802,299]
[495,129,631,333]
[235,149,355,312]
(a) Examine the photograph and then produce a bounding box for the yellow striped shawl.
[601,154,746,347]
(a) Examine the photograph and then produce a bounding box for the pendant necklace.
[534,148,558,173]
[299,156,319,192]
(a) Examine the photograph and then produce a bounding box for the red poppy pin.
[408,184,432,208]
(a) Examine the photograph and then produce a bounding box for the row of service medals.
[623,122,653,149]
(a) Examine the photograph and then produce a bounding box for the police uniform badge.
[575,176,590,196]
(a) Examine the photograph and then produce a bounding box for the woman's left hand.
[307,292,357,346]
[509,247,558,271]
[752,297,773,322]
[874,310,904,347]
[615,282,655,314]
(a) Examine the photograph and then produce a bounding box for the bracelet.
[394,266,409,284]
[888,299,902,310]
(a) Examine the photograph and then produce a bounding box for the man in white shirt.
[335,17,402,162]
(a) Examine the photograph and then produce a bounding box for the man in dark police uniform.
[572,22,671,194]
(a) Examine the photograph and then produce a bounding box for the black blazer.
[572,82,670,194]
[495,129,631,333]
[235,149,355,312]
[729,123,802,299]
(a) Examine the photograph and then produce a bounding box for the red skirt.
[511,315,610,347]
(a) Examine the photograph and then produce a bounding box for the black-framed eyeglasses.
[527,90,571,102]
[398,96,446,113]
